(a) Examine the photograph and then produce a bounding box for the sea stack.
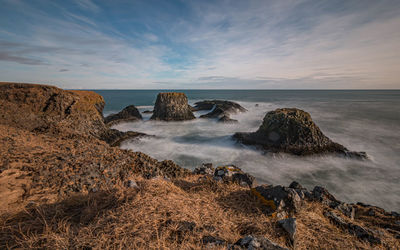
[150,92,195,121]
[234,108,367,158]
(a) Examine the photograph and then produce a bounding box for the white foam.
[113,100,400,211]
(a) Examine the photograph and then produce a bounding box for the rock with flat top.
[150,92,195,121]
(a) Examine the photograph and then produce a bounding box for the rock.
[324,211,381,244]
[193,163,214,175]
[218,115,238,123]
[194,100,246,123]
[150,92,195,121]
[233,108,367,158]
[202,235,226,247]
[288,181,312,200]
[100,129,148,147]
[229,235,288,250]
[337,203,355,220]
[142,110,153,114]
[252,185,303,217]
[392,211,400,217]
[213,165,255,188]
[214,165,241,178]
[194,100,247,115]
[104,105,142,125]
[127,179,139,189]
[312,186,341,208]
[232,173,256,188]
[0,82,106,137]
[278,218,296,242]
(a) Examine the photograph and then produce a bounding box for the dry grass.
[1,174,400,249]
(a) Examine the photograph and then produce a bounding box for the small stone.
[127,180,139,188]
[278,218,296,242]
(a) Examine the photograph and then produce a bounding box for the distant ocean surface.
[93,90,400,211]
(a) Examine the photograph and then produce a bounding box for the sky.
[0,0,400,89]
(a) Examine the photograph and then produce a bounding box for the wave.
[113,100,400,211]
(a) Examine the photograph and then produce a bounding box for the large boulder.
[104,105,142,125]
[150,92,195,121]
[234,108,367,158]
[194,100,247,120]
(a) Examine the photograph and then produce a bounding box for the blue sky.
[0,0,399,89]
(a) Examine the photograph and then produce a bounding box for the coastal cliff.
[0,83,399,249]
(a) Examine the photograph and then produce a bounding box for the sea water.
[93,90,400,211]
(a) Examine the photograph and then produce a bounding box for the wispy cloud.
[0,0,399,89]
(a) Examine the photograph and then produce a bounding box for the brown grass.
[2,175,398,249]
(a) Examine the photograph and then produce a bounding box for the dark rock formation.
[230,235,288,250]
[218,115,238,123]
[252,185,303,218]
[100,129,148,147]
[142,110,153,114]
[194,100,247,122]
[234,108,367,158]
[324,211,381,244]
[104,105,142,125]
[278,218,296,242]
[213,165,255,188]
[150,92,195,121]
[193,163,214,175]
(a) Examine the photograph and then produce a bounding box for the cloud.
[0,51,46,65]
[59,69,69,72]
[0,0,399,89]
[74,0,100,13]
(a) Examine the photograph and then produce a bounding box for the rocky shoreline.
[0,82,399,249]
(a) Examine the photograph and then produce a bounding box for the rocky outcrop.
[234,108,367,158]
[150,92,195,121]
[0,82,106,137]
[104,105,142,126]
[193,163,256,188]
[194,100,246,122]
[0,83,191,205]
[100,129,148,147]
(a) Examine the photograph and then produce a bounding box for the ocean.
[93,90,400,211]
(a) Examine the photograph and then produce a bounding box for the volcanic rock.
[194,100,247,120]
[100,129,148,147]
[252,184,303,218]
[278,218,296,242]
[230,235,288,250]
[218,115,238,123]
[324,211,381,244]
[213,165,255,188]
[0,82,106,137]
[234,108,367,157]
[150,92,195,121]
[104,105,142,125]
[193,163,214,175]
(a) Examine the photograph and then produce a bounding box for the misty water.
[95,90,400,211]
